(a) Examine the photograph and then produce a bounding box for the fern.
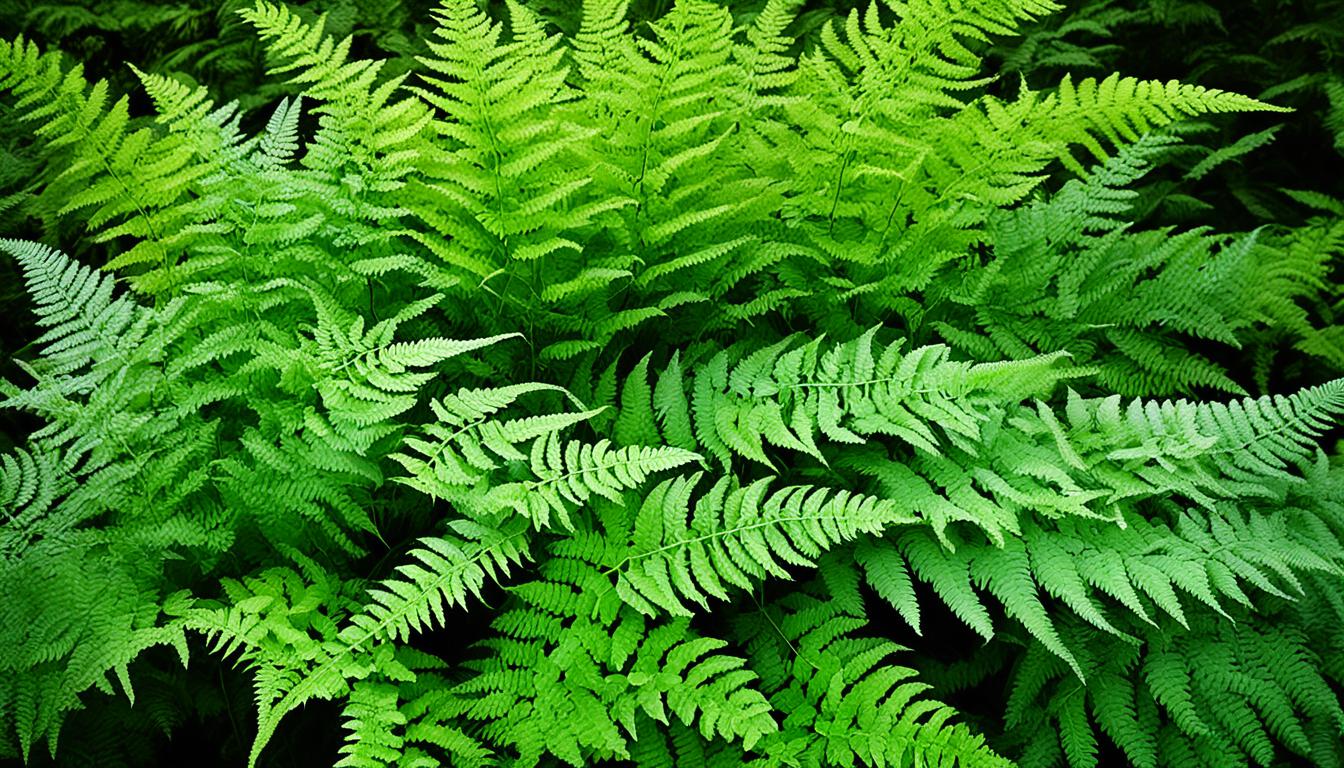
[0,39,242,280]
[732,571,1015,768]
[930,136,1344,396]
[1004,609,1344,768]
[615,473,915,616]
[2,1,1344,766]
[0,239,512,755]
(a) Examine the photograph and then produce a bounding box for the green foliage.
[0,1,1342,767]
[986,0,1344,392]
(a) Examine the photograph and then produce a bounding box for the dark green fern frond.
[1003,606,1344,768]
[929,137,1337,397]
[732,571,1015,768]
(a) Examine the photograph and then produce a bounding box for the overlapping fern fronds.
[0,2,1341,767]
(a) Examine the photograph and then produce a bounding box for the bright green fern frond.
[421,536,777,766]
[735,0,803,104]
[503,436,701,529]
[944,74,1290,196]
[391,391,605,507]
[930,137,1293,397]
[0,448,67,546]
[675,329,1081,470]
[307,301,521,450]
[242,0,433,191]
[408,0,596,278]
[1066,379,1344,490]
[241,2,381,103]
[614,472,918,616]
[0,41,221,273]
[0,240,143,377]
[336,681,408,768]
[255,95,303,169]
[345,519,531,646]
[131,64,251,169]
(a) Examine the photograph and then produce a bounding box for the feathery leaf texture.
[0,1,1341,767]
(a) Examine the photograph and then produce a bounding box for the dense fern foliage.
[1,1,1342,767]
[986,0,1344,391]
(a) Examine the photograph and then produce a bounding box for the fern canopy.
[0,1,1341,768]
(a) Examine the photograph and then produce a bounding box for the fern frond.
[255,95,303,169]
[346,520,531,646]
[336,682,408,768]
[0,240,142,377]
[414,534,778,766]
[242,0,433,193]
[614,473,917,616]
[0,41,226,277]
[733,576,1014,768]
[1005,609,1344,768]
[390,389,605,506]
[503,436,700,529]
